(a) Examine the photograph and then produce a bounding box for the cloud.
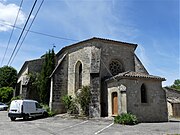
[0,2,26,32]
[41,0,138,41]
[136,45,150,69]
[0,0,6,2]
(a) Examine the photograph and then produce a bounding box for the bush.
[62,95,73,110]
[62,95,78,114]
[78,86,91,116]
[41,104,55,117]
[10,96,22,101]
[0,87,14,103]
[114,113,138,125]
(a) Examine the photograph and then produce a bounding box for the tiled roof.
[167,97,180,103]
[107,71,166,81]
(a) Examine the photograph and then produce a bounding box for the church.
[17,37,168,122]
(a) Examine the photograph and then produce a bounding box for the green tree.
[170,79,180,90]
[0,66,17,88]
[0,87,14,103]
[38,49,55,104]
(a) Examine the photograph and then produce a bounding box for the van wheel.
[10,117,16,121]
[23,114,29,120]
[43,112,48,118]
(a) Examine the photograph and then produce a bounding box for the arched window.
[141,84,147,103]
[109,60,123,76]
[75,61,82,91]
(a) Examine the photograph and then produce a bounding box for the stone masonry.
[17,37,168,122]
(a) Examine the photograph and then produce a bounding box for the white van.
[8,99,48,121]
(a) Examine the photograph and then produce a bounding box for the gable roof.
[18,58,44,78]
[49,53,67,78]
[106,71,166,82]
[56,37,138,57]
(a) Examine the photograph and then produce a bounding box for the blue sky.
[0,0,179,86]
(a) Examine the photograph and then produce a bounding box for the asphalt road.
[0,111,179,135]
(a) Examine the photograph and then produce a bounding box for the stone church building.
[17,37,168,122]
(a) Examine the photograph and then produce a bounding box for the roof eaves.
[17,61,29,78]
[106,71,166,82]
[49,53,67,78]
[17,58,44,78]
[56,37,138,56]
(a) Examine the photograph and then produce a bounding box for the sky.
[0,0,179,86]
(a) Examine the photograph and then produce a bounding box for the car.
[0,102,8,111]
[8,99,48,121]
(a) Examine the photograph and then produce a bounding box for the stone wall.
[63,40,137,117]
[106,78,168,122]
[65,41,137,117]
[50,55,68,113]
[97,41,136,116]
[98,41,136,78]
[67,45,101,117]
[134,54,148,74]
[29,59,44,73]
[68,45,92,96]
[89,73,101,117]
[126,79,168,122]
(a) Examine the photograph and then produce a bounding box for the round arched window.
[109,60,123,76]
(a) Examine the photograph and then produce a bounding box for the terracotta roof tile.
[107,71,166,81]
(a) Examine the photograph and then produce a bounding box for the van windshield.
[10,101,20,109]
[35,103,42,108]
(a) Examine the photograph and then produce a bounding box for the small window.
[141,84,147,103]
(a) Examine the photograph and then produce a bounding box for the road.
[0,111,179,135]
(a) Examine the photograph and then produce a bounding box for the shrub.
[41,104,55,117]
[62,95,73,110]
[78,86,91,116]
[114,113,138,125]
[62,95,78,114]
[69,98,78,114]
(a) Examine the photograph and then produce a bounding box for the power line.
[10,0,45,65]
[1,0,24,66]
[7,0,38,66]
[0,21,78,42]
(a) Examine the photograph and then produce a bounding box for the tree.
[0,66,17,88]
[0,87,14,103]
[38,49,55,104]
[170,79,180,90]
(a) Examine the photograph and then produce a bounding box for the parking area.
[0,111,179,135]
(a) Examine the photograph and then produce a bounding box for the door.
[112,92,118,115]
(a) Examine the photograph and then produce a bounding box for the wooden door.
[112,92,118,115]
